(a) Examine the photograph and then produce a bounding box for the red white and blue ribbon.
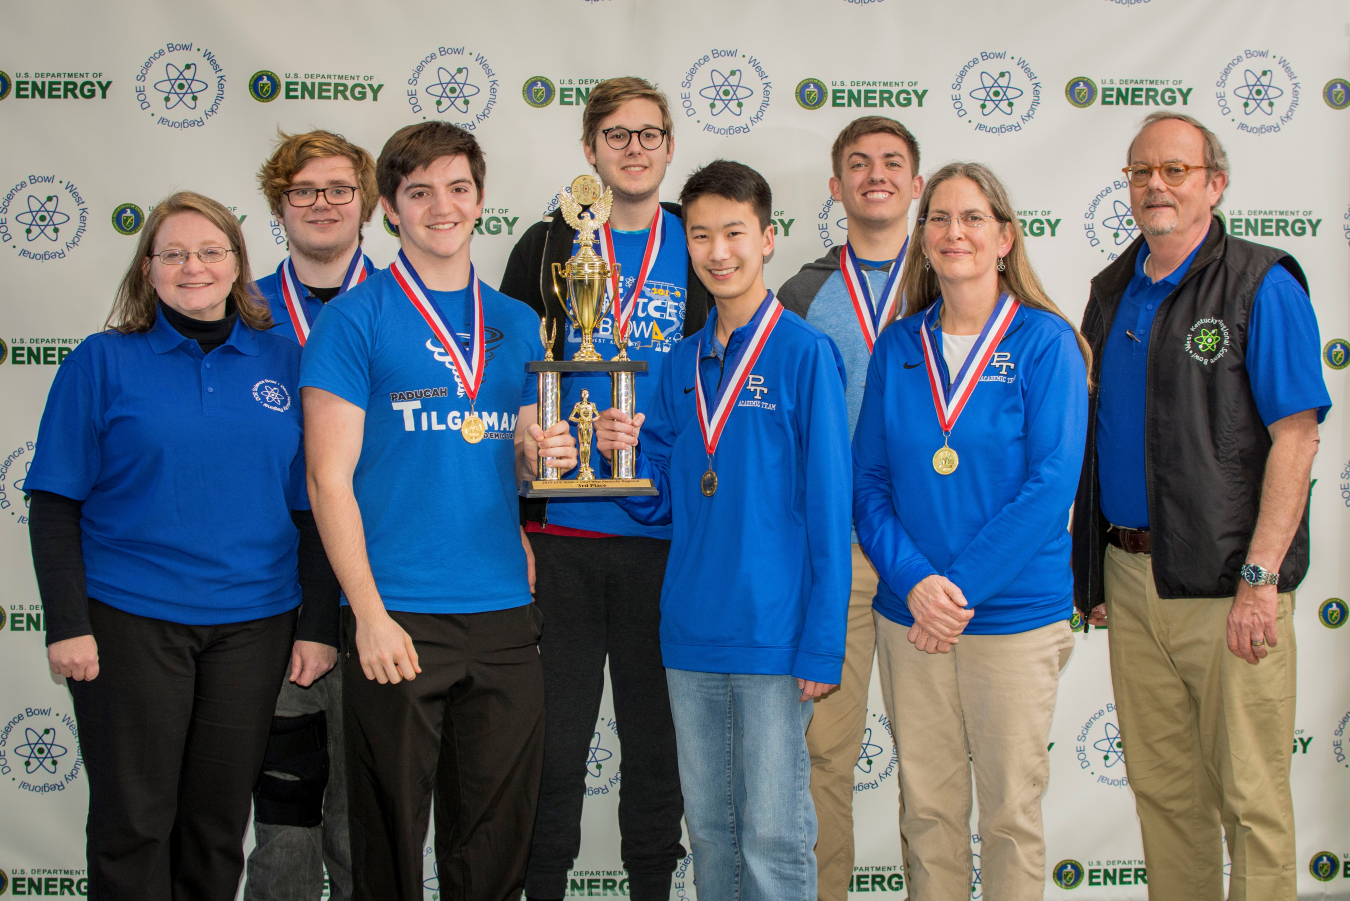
[390,250,485,403]
[277,248,371,345]
[695,292,783,456]
[920,293,1020,433]
[598,208,664,340]
[840,239,906,352]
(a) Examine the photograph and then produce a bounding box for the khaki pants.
[1104,545,1297,901]
[806,544,878,901]
[875,612,1073,901]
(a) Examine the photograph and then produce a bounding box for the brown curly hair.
[258,129,378,229]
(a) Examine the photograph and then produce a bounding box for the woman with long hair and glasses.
[25,191,338,901]
[852,163,1090,900]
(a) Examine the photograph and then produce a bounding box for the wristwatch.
[1240,563,1279,587]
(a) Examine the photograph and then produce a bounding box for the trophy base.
[520,478,659,498]
[528,360,648,373]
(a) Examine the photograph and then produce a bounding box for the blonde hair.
[581,77,674,151]
[897,162,1091,379]
[106,191,271,334]
[258,129,379,227]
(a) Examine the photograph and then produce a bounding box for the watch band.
[1241,563,1279,587]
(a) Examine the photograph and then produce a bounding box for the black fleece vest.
[1072,216,1310,607]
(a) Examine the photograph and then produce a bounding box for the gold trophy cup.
[521,175,657,498]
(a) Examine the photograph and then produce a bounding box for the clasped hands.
[906,574,973,653]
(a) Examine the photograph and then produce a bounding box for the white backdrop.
[1,1,1348,898]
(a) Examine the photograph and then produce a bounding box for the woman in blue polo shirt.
[24,192,337,901]
[853,163,1089,900]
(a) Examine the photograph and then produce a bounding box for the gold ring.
[1250,638,1266,647]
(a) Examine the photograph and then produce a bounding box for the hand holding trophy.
[520,175,657,498]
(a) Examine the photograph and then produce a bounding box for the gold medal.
[701,469,718,497]
[932,444,959,475]
[570,174,603,206]
[461,413,486,444]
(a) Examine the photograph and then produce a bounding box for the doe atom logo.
[406,45,499,130]
[1082,179,1136,262]
[0,705,83,795]
[853,709,897,792]
[951,51,1042,134]
[0,175,89,262]
[135,42,226,131]
[1214,50,1300,135]
[678,48,772,137]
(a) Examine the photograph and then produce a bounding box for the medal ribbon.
[920,293,1020,432]
[277,249,371,345]
[840,238,906,352]
[598,209,664,339]
[391,250,485,404]
[694,292,783,456]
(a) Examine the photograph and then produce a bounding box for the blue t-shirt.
[24,309,307,625]
[1097,244,1332,528]
[547,209,689,537]
[299,267,540,614]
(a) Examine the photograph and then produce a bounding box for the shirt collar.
[146,303,260,356]
[1135,239,1205,288]
[701,291,775,355]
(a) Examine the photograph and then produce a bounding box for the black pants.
[68,599,296,901]
[343,605,545,901]
[524,534,685,901]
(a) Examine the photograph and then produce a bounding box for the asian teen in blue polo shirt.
[596,160,852,901]
[300,122,577,901]
[25,192,334,901]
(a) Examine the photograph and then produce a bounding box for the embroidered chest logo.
[738,373,776,410]
[252,379,292,412]
[1185,317,1230,365]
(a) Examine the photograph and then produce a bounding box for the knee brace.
[252,711,329,827]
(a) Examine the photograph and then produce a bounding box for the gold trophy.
[520,175,658,498]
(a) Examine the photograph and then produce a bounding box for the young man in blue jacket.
[595,160,852,901]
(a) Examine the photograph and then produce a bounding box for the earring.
[923,257,930,271]
[997,256,1006,272]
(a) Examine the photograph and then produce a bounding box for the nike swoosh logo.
[903,361,922,369]
[684,385,696,393]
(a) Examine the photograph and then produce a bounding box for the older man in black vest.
[1072,111,1330,901]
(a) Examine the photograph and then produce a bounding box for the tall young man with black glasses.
[245,129,380,901]
[501,76,709,901]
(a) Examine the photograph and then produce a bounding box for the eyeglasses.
[1121,163,1208,187]
[149,247,234,265]
[602,126,668,151]
[919,213,999,230]
[282,185,358,207]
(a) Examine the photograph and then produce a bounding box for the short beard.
[289,235,357,265]
[1138,192,1177,237]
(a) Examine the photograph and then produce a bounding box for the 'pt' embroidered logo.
[1185,318,1230,365]
[252,379,292,412]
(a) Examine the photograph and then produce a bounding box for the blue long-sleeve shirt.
[611,294,853,682]
[853,303,1088,634]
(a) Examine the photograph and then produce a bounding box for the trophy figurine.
[520,175,658,498]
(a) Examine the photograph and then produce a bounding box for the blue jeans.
[665,670,817,901]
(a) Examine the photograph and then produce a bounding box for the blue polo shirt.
[255,254,378,345]
[1097,244,1332,528]
[546,209,689,537]
[299,267,540,614]
[24,309,307,625]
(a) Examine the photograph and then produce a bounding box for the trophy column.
[537,370,561,480]
[611,369,637,479]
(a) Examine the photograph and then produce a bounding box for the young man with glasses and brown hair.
[776,115,922,901]
[500,76,709,901]
[300,121,576,901]
[244,129,380,901]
